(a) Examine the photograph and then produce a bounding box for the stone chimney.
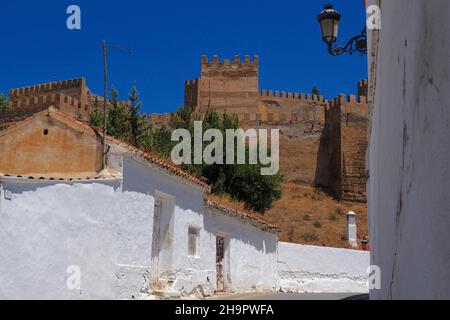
[346,211,357,248]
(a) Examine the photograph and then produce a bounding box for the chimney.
[346,211,357,248]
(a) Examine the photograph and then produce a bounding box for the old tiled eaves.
[0,108,210,190]
[205,195,279,232]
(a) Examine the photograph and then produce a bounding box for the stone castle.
[0,55,368,202]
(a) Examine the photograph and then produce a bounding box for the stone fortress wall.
[1,78,92,130]
[0,55,369,202]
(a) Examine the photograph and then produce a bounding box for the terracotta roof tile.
[49,108,210,191]
[204,194,279,232]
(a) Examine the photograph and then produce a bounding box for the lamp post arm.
[327,29,367,56]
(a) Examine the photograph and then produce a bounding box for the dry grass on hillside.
[265,182,368,249]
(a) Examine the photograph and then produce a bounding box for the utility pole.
[102,40,108,170]
[101,40,132,171]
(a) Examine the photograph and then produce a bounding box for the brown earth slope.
[265,182,367,248]
[264,134,368,249]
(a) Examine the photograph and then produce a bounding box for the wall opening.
[150,190,175,289]
[188,226,200,257]
[216,236,225,292]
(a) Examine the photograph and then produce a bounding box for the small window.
[43,129,48,136]
[188,227,199,257]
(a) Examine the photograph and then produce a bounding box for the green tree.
[128,83,142,145]
[152,126,176,157]
[107,86,129,139]
[89,97,103,128]
[0,93,11,111]
[312,86,320,96]
[171,107,282,213]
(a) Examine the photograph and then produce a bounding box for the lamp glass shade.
[317,5,341,44]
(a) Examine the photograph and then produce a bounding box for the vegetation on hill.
[0,93,11,111]
[265,182,368,248]
[90,86,282,213]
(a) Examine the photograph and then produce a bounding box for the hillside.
[264,134,368,248]
[265,182,367,248]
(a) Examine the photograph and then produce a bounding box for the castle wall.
[257,90,326,124]
[1,78,91,128]
[184,78,199,111]
[196,55,259,114]
[326,95,368,202]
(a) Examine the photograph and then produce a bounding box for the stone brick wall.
[325,94,368,202]
[1,78,92,129]
[0,111,103,175]
[191,55,260,114]
[180,55,369,201]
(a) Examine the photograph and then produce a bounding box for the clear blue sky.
[0,0,367,114]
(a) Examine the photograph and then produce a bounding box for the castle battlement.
[357,79,368,99]
[9,78,86,98]
[259,89,326,103]
[201,55,259,66]
[326,94,368,115]
[185,78,199,86]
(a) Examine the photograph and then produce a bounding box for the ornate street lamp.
[317,4,367,56]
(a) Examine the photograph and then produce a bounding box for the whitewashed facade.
[0,110,370,299]
[0,150,278,299]
[367,0,450,299]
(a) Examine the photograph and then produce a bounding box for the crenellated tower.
[185,55,260,115]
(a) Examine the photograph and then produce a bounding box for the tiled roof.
[0,171,119,182]
[51,109,210,191]
[0,108,210,191]
[204,194,279,232]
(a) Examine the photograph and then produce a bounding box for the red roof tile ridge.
[0,108,210,191]
[204,195,279,231]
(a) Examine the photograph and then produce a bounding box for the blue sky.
[0,0,367,114]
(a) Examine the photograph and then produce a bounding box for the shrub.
[329,213,337,221]
[313,220,322,228]
[301,232,318,242]
[287,229,294,242]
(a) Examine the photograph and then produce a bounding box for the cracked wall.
[368,0,450,299]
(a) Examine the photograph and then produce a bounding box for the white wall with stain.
[0,179,153,299]
[277,242,369,293]
[368,0,450,299]
[0,154,279,299]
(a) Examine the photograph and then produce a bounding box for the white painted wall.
[122,154,278,296]
[368,0,450,299]
[0,179,154,300]
[170,206,278,296]
[0,154,278,299]
[277,242,369,293]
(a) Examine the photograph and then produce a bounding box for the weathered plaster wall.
[122,155,278,296]
[277,242,369,293]
[170,206,278,296]
[0,115,103,174]
[368,0,450,299]
[0,179,153,300]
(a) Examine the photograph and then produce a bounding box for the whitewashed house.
[0,108,278,299]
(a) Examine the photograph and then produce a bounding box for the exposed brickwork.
[183,55,369,202]
[0,55,369,202]
[1,78,94,130]
[0,108,103,175]
[325,94,368,202]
